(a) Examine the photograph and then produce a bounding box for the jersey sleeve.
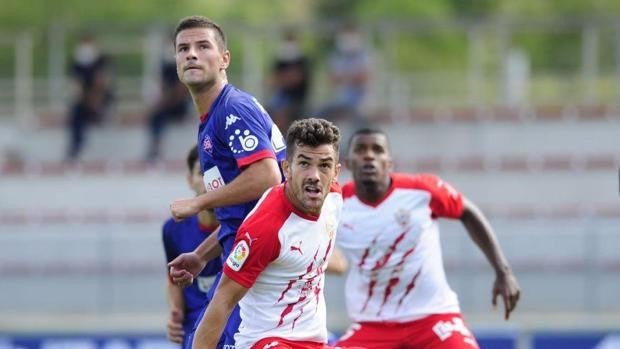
[223,217,281,288]
[418,174,464,219]
[220,101,276,169]
[161,220,178,264]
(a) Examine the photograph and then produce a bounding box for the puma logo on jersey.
[224,114,240,130]
[290,240,303,255]
[244,232,259,246]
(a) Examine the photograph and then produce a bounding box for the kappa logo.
[227,240,249,271]
[224,114,240,130]
[228,129,259,154]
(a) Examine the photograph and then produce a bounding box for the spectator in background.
[266,28,311,132]
[66,33,114,162]
[146,43,192,162]
[163,145,222,347]
[319,23,371,123]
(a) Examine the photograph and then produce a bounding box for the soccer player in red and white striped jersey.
[193,118,349,349]
[333,129,520,349]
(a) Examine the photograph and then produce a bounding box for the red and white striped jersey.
[223,183,343,348]
[337,173,464,322]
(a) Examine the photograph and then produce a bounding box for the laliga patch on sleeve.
[227,240,250,271]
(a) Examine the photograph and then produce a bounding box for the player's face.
[175,27,230,90]
[187,160,206,196]
[283,144,341,216]
[347,133,393,185]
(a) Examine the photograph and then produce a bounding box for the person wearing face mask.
[266,28,311,132]
[319,23,371,124]
[66,33,114,162]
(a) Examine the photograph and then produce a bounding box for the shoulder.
[240,185,290,235]
[341,181,356,199]
[391,172,441,191]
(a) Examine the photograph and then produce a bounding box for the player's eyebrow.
[297,154,334,160]
[177,39,211,47]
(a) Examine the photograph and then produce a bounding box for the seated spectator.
[319,22,371,123]
[145,43,191,162]
[266,28,311,132]
[66,33,114,162]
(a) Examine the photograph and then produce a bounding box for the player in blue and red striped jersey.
[166,16,286,349]
[163,145,222,347]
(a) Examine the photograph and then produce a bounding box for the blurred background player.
[166,16,286,349]
[266,28,311,132]
[145,40,192,162]
[318,22,371,124]
[66,33,114,162]
[194,118,343,349]
[332,128,520,349]
[162,145,222,347]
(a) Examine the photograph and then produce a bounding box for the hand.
[168,252,206,287]
[166,308,185,344]
[492,271,520,320]
[170,197,201,222]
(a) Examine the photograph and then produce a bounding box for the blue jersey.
[194,84,285,348]
[197,83,286,248]
[162,216,222,335]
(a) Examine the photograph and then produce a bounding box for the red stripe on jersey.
[236,149,276,169]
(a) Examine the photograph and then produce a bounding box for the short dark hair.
[187,145,199,172]
[285,118,340,160]
[347,128,388,152]
[173,16,227,51]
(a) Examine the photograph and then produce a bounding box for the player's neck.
[356,177,391,203]
[190,78,227,116]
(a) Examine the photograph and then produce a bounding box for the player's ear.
[334,163,341,182]
[220,50,230,70]
[281,159,291,180]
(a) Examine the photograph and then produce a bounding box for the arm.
[171,157,281,221]
[165,278,185,343]
[192,274,248,349]
[168,226,222,287]
[326,246,348,274]
[460,197,520,320]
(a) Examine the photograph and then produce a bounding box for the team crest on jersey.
[227,240,249,271]
[202,136,213,155]
[324,216,336,239]
[395,208,411,229]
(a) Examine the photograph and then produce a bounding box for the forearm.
[195,158,281,210]
[166,279,185,312]
[326,247,348,274]
[193,283,241,349]
[194,228,223,263]
[461,198,511,276]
